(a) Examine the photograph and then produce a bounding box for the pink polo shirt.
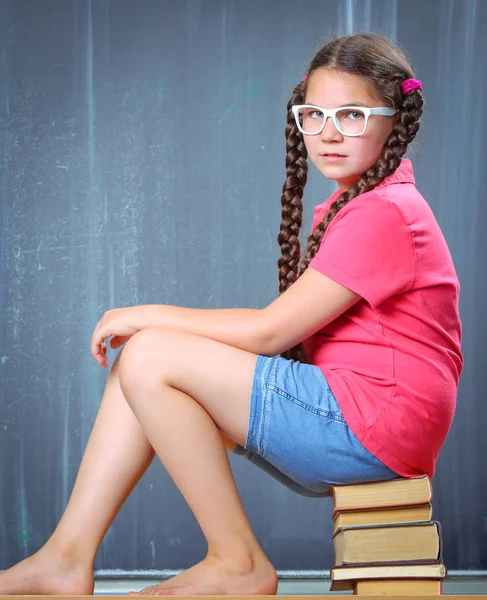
[303,158,463,478]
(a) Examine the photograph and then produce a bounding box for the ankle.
[206,551,255,575]
[43,535,95,570]
[206,536,268,574]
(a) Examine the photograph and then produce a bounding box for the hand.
[91,306,142,368]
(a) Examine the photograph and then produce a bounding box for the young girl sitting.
[0,32,463,597]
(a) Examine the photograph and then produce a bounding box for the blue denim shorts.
[234,354,401,497]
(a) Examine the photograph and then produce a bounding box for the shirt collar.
[376,157,415,188]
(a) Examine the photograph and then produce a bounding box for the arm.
[261,267,362,356]
[139,267,361,356]
[140,304,271,355]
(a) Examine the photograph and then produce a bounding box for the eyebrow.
[306,101,371,107]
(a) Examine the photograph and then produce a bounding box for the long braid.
[278,84,424,363]
[277,80,308,362]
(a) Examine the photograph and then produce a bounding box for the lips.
[322,153,346,157]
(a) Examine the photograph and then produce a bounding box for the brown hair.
[277,33,424,362]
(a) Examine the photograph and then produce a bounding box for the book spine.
[436,521,443,562]
[332,499,430,518]
[332,560,445,570]
[330,564,447,582]
[427,474,433,502]
[340,557,444,567]
[333,518,441,537]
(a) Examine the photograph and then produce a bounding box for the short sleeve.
[309,193,415,307]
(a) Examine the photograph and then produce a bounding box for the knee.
[118,329,163,397]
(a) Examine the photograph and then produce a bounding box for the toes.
[128,587,150,595]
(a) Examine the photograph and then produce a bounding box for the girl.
[0,32,462,596]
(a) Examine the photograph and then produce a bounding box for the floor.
[92,575,487,595]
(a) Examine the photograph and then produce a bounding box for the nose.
[320,115,343,141]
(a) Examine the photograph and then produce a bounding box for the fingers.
[91,320,108,367]
[99,340,108,368]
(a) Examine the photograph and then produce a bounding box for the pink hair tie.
[302,75,308,82]
[402,78,422,94]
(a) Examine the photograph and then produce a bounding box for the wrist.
[131,304,151,331]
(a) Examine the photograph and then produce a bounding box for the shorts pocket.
[265,382,347,423]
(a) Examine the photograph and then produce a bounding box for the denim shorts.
[234,354,401,498]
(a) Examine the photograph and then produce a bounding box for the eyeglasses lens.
[297,107,366,135]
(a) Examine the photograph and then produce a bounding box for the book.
[354,578,442,595]
[330,474,432,516]
[329,561,447,590]
[332,520,442,565]
[332,502,433,535]
[330,560,447,582]
[353,578,442,595]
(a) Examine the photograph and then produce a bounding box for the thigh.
[242,354,401,494]
[118,328,258,449]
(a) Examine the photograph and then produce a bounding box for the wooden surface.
[1,596,486,599]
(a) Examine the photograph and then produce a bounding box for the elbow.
[257,309,288,357]
[256,309,278,356]
[261,337,293,358]
[258,309,307,357]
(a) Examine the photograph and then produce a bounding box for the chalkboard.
[1,0,486,574]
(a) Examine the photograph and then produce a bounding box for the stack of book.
[328,475,446,595]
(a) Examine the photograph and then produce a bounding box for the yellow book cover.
[353,577,442,595]
[330,475,432,516]
[332,520,442,565]
[330,561,447,583]
[332,503,433,535]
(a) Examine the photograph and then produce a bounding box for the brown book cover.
[332,502,433,535]
[330,474,432,516]
[332,520,443,566]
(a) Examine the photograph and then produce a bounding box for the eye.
[346,111,364,120]
[304,108,323,119]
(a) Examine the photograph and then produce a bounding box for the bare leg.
[117,344,278,597]
[0,352,156,595]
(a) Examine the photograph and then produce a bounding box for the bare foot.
[127,554,278,596]
[0,547,94,595]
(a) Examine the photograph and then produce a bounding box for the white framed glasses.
[291,104,398,137]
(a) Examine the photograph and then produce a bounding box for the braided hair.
[278,33,424,362]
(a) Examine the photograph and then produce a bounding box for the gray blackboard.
[1,0,486,574]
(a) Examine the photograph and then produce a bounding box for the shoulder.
[326,186,413,235]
